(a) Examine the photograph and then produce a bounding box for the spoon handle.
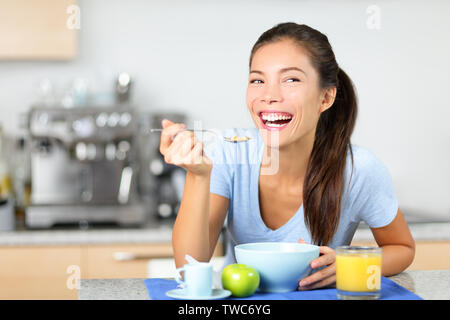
[149,128,250,143]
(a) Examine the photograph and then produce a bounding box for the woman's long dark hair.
[249,22,357,246]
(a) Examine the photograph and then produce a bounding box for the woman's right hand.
[159,119,212,177]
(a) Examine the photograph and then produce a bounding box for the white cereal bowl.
[234,242,320,293]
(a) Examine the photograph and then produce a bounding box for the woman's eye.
[249,79,263,84]
[286,78,300,83]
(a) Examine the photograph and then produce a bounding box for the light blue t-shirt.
[205,127,398,267]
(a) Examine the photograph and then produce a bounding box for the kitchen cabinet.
[0,246,83,299]
[351,240,450,271]
[0,242,224,299]
[0,0,77,60]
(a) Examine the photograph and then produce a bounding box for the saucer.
[166,288,232,300]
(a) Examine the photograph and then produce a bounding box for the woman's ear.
[318,86,337,114]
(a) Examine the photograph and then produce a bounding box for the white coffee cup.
[175,262,213,297]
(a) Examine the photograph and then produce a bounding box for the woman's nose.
[261,83,282,104]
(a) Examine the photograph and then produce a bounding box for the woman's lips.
[258,110,293,131]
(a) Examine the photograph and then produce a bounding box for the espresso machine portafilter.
[25,105,146,228]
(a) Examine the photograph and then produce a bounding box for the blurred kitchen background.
[0,0,449,299]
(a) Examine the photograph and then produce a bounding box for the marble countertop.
[0,218,450,246]
[0,218,175,246]
[353,221,450,242]
[78,269,450,300]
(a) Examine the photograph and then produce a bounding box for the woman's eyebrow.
[249,67,307,76]
[280,67,307,75]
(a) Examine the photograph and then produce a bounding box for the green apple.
[221,263,260,297]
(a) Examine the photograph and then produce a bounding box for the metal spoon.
[149,128,250,143]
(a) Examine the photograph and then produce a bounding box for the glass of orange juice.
[336,246,382,300]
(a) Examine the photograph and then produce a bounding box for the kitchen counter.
[78,269,450,300]
[1,219,450,246]
[0,218,175,246]
[353,221,450,242]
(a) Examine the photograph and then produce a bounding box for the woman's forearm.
[380,244,415,276]
[172,171,212,269]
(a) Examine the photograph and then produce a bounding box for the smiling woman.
[165,22,415,292]
[246,23,357,246]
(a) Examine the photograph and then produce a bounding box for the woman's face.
[246,39,334,148]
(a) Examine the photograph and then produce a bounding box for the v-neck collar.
[250,141,304,236]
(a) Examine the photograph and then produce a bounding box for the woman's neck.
[261,128,315,186]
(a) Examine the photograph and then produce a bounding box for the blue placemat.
[144,276,422,300]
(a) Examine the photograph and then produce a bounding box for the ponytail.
[303,67,357,245]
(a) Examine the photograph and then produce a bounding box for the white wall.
[0,0,449,219]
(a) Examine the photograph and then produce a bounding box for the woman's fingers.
[161,118,174,129]
[297,246,337,290]
[182,141,213,176]
[164,131,197,164]
[310,246,336,268]
[159,120,186,155]
[186,141,206,165]
[177,131,198,158]
[159,123,212,176]
[299,262,336,287]
[298,274,336,291]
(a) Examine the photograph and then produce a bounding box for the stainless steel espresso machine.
[25,105,146,228]
[136,112,187,221]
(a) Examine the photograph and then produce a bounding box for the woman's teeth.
[261,114,292,121]
[264,122,286,127]
[260,112,293,128]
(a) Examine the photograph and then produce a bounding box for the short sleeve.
[204,138,234,199]
[350,148,399,228]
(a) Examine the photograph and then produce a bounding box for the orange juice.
[336,246,382,299]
